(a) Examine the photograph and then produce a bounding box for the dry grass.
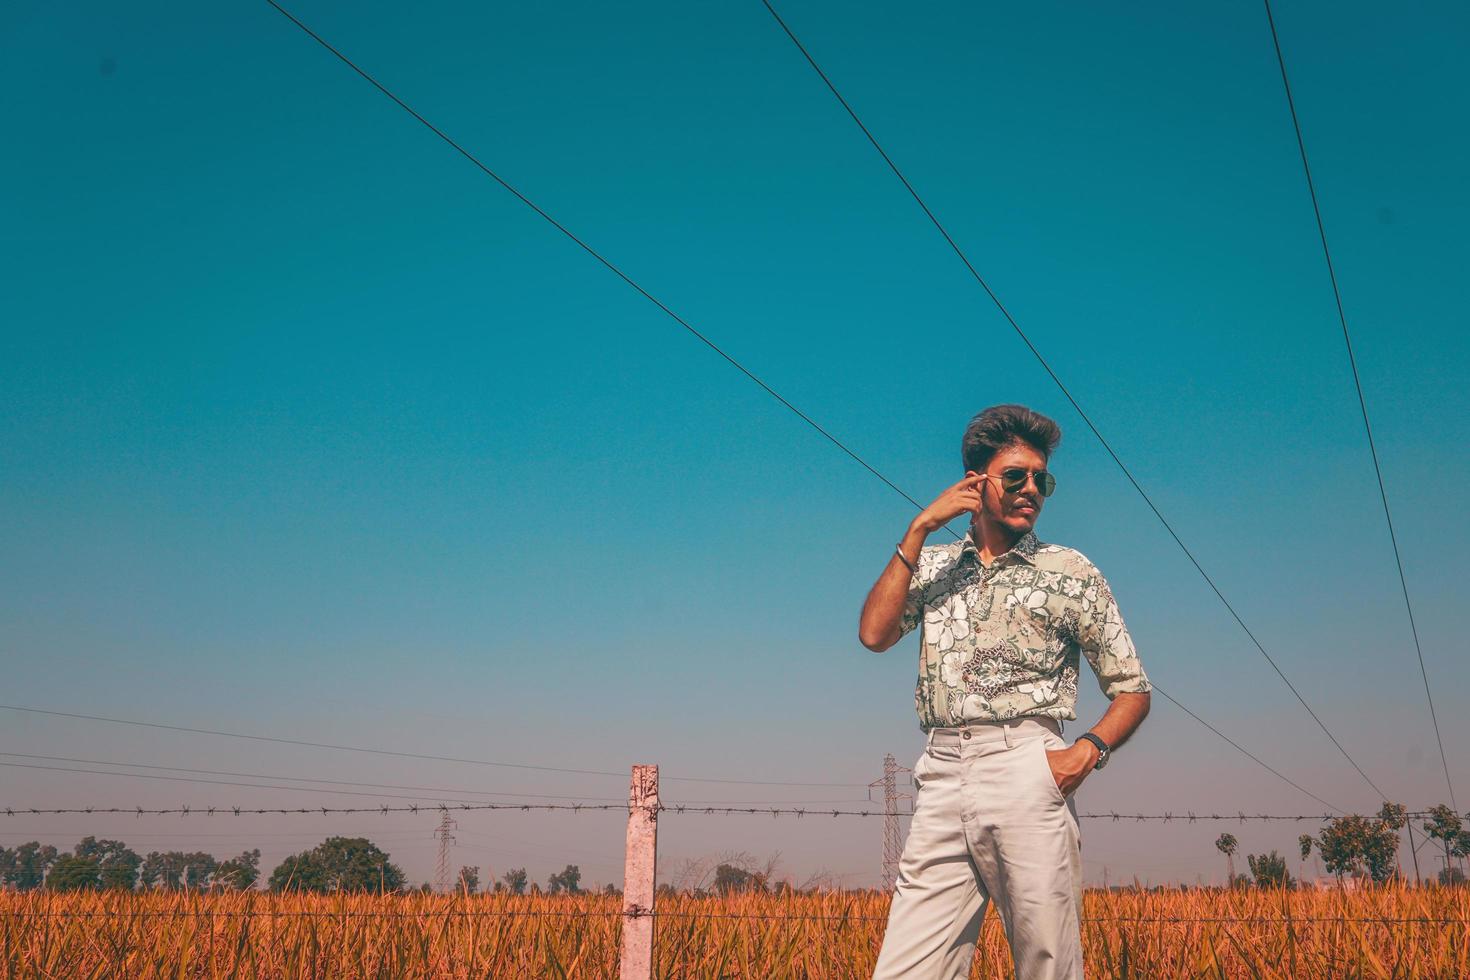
[1,884,1466,977]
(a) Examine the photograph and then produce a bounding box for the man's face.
[970,442,1048,536]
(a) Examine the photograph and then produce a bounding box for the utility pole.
[869,754,911,892]
[433,811,458,893]
[1405,820,1422,885]
[619,764,659,980]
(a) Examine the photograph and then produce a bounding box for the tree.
[138,852,173,890]
[1378,803,1408,830]
[712,852,778,895]
[44,837,143,892]
[1298,834,1318,880]
[1423,806,1465,880]
[456,866,479,894]
[214,850,261,891]
[547,865,582,895]
[267,837,404,893]
[1377,802,1411,879]
[1451,830,1470,880]
[0,842,58,891]
[1316,813,1401,884]
[501,868,528,895]
[140,851,214,890]
[1246,851,1292,889]
[714,863,758,895]
[183,852,218,890]
[1215,834,1238,885]
[47,855,103,891]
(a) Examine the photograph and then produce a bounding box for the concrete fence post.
[619,764,659,980]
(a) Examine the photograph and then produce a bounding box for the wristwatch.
[1076,732,1110,770]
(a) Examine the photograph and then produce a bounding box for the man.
[860,404,1150,979]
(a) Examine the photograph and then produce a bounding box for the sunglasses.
[985,468,1056,498]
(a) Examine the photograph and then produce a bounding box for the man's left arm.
[1046,570,1152,795]
[1048,692,1150,795]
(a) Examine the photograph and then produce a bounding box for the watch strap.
[1077,732,1110,769]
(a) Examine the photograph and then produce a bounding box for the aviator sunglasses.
[983,467,1057,498]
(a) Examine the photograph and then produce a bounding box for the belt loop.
[1003,723,1013,749]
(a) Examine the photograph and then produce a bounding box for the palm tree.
[1216,833,1239,886]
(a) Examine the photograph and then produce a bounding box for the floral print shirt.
[899,530,1149,729]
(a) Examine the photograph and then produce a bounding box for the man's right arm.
[857,521,931,652]
[858,475,983,652]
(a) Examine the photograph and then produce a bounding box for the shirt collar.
[961,528,1040,566]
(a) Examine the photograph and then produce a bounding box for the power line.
[263,0,927,520]
[252,5,1349,816]
[0,761,568,805]
[1259,0,1454,811]
[757,0,1389,803]
[0,751,867,807]
[1149,686,1339,812]
[0,704,862,789]
[0,752,621,802]
[0,758,874,809]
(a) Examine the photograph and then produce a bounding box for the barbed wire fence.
[0,803,1439,822]
[6,763,1465,977]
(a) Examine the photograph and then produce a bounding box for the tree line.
[5,804,1466,894]
[0,837,402,893]
[1212,803,1470,888]
[0,835,605,895]
[0,838,263,892]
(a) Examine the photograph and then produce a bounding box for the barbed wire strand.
[252,2,1350,816]
[756,0,1389,804]
[0,799,1435,822]
[1259,0,1454,811]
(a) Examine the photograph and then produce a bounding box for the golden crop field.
[2,884,1466,978]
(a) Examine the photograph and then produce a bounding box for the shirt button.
[962,730,971,740]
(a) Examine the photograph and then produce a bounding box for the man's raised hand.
[912,475,984,534]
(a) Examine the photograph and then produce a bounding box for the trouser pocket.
[1032,735,1067,805]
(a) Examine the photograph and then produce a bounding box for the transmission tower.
[869,753,911,892]
[433,812,458,893]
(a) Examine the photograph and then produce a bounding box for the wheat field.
[1,884,1466,978]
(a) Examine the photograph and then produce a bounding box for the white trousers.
[872,718,1083,980]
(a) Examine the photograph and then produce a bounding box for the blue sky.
[2,0,1466,888]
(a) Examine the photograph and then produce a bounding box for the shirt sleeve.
[896,549,935,640]
[1077,570,1150,699]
